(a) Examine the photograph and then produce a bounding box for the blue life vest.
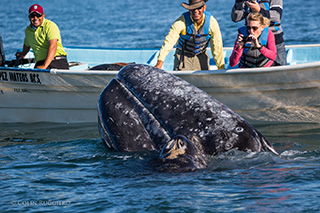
[238,26,270,68]
[177,11,211,56]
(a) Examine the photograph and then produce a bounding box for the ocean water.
[1,0,320,212]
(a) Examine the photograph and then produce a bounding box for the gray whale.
[98,64,278,172]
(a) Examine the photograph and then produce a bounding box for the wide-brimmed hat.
[181,0,208,10]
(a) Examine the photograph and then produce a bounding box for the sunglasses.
[191,6,204,11]
[29,13,42,18]
[246,26,259,31]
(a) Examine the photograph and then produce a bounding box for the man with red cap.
[16,4,69,69]
[155,0,224,71]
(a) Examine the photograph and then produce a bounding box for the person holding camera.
[231,0,286,66]
[229,12,276,68]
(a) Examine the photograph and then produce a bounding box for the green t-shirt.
[24,19,67,62]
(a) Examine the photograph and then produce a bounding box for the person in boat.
[0,32,5,66]
[154,0,225,71]
[231,0,286,66]
[229,12,277,68]
[15,4,69,69]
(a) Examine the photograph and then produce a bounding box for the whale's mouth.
[254,130,279,155]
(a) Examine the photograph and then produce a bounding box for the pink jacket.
[229,29,277,68]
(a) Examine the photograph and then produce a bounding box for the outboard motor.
[0,32,5,66]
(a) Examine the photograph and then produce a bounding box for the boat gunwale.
[1,61,320,76]
[1,43,319,75]
[63,43,320,51]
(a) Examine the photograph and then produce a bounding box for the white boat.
[0,44,319,124]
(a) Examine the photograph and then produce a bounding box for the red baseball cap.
[29,4,44,15]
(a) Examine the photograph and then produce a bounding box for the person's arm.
[155,16,185,69]
[36,39,57,69]
[229,35,244,67]
[259,30,277,61]
[15,44,30,59]
[231,0,247,22]
[209,17,225,70]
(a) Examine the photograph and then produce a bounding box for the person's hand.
[246,0,261,12]
[249,34,262,49]
[15,52,25,59]
[155,60,163,69]
[35,65,47,69]
[237,34,245,49]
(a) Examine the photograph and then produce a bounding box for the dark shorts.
[174,49,209,71]
[273,42,287,66]
[35,56,69,69]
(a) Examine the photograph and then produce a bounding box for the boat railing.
[9,44,320,71]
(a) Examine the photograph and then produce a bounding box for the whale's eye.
[235,127,244,133]
[225,142,233,150]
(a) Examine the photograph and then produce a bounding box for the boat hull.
[173,63,320,123]
[0,69,116,123]
[1,44,320,123]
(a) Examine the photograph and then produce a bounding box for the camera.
[243,36,252,43]
[247,0,255,2]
